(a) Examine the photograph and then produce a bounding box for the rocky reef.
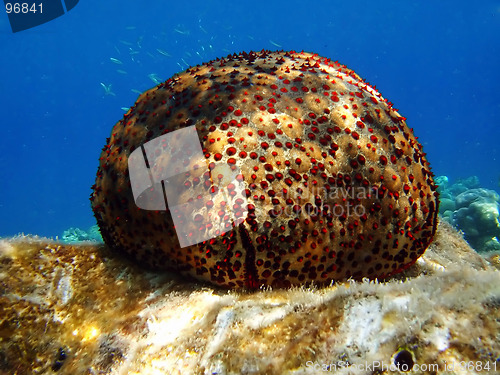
[1,221,499,374]
[436,176,500,254]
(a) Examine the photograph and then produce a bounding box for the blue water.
[0,0,499,238]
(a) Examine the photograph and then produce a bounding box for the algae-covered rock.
[0,222,499,375]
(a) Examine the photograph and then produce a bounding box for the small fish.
[119,40,133,46]
[199,25,208,34]
[148,73,161,84]
[100,83,115,96]
[181,58,189,67]
[156,48,171,57]
[121,107,130,111]
[269,40,282,48]
[114,45,120,54]
[146,52,156,59]
[128,48,140,55]
[185,51,192,58]
[174,27,189,35]
[131,89,142,94]
[110,57,123,65]
[116,69,127,74]
[125,26,136,30]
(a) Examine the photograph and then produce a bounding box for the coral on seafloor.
[454,188,500,251]
[61,225,103,243]
[0,221,499,375]
[436,176,500,253]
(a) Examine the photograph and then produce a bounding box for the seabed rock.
[0,221,499,375]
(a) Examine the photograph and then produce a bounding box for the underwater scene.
[0,0,499,374]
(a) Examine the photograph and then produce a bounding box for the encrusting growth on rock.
[0,222,498,374]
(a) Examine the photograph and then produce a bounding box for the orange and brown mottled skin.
[90,50,439,289]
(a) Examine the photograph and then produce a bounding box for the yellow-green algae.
[0,221,499,374]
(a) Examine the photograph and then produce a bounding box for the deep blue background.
[1,0,499,238]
